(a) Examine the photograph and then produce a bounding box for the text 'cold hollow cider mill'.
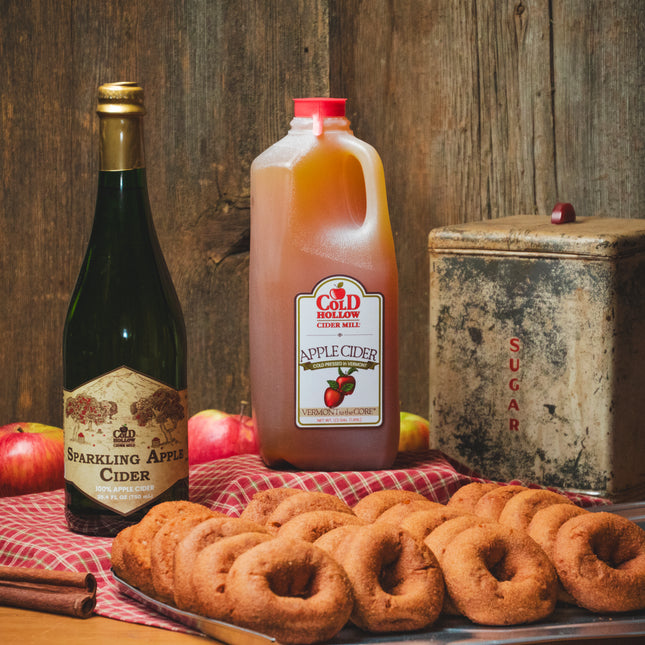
[249,98,400,470]
[62,83,188,536]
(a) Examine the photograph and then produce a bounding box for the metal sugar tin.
[428,214,645,501]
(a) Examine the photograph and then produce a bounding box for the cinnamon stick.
[0,566,97,618]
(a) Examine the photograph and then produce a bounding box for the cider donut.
[122,501,220,596]
[527,503,589,604]
[352,489,429,523]
[441,524,558,625]
[424,515,493,615]
[239,487,302,525]
[373,499,444,526]
[173,516,269,611]
[150,506,218,603]
[278,510,365,542]
[473,485,528,521]
[265,491,354,534]
[528,503,589,560]
[191,532,274,621]
[498,489,573,532]
[446,482,499,514]
[226,537,353,644]
[313,524,364,559]
[554,512,645,613]
[399,506,468,544]
[320,522,444,632]
[423,515,492,562]
[110,525,134,582]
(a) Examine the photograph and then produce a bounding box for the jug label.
[63,366,188,515]
[296,276,383,427]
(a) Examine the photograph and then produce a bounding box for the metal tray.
[112,502,645,645]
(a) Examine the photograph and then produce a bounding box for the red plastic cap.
[294,98,346,135]
[293,98,346,118]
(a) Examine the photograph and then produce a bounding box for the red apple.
[188,409,260,465]
[324,384,344,408]
[0,422,64,496]
[329,283,346,300]
[398,412,430,452]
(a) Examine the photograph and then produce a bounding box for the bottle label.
[296,276,383,427]
[63,366,188,516]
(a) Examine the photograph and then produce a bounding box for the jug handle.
[338,133,389,232]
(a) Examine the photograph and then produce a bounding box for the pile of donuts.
[111,483,645,644]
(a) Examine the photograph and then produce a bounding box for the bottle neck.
[99,115,145,171]
[288,116,352,136]
[96,166,147,191]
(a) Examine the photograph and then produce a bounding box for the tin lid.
[428,215,645,259]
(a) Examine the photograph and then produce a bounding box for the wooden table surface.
[0,606,207,644]
[3,605,644,645]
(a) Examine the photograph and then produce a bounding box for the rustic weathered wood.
[139,0,330,419]
[0,0,642,430]
[0,0,329,425]
[552,0,644,219]
[331,0,490,413]
[1,0,77,423]
[330,0,644,417]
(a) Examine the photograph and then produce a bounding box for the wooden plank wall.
[1,1,643,429]
[331,0,644,411]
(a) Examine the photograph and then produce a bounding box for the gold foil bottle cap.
[97,82,146,116]
[97,82,146,170]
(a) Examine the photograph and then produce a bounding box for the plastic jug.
[249,98,399,470]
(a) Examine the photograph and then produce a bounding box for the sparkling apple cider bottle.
[249,98,400,470]
[63,82,188,536]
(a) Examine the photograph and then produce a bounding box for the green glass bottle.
[63,82,188,536]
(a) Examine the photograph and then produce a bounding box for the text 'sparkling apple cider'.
[249,98,399,470]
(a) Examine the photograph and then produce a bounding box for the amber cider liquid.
[249,115,399,470]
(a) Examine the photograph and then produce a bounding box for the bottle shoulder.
[65,216,184,332]
[251,133,312,170]
[66,248,182,314]
[252,124,376,171]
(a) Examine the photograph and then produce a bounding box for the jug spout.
[294,97,347,136]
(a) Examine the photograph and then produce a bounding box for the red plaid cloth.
[0,451,609,635]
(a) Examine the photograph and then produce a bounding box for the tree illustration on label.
[65,394,118,440]
[130,387,185,445]
[324,367,358,408]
